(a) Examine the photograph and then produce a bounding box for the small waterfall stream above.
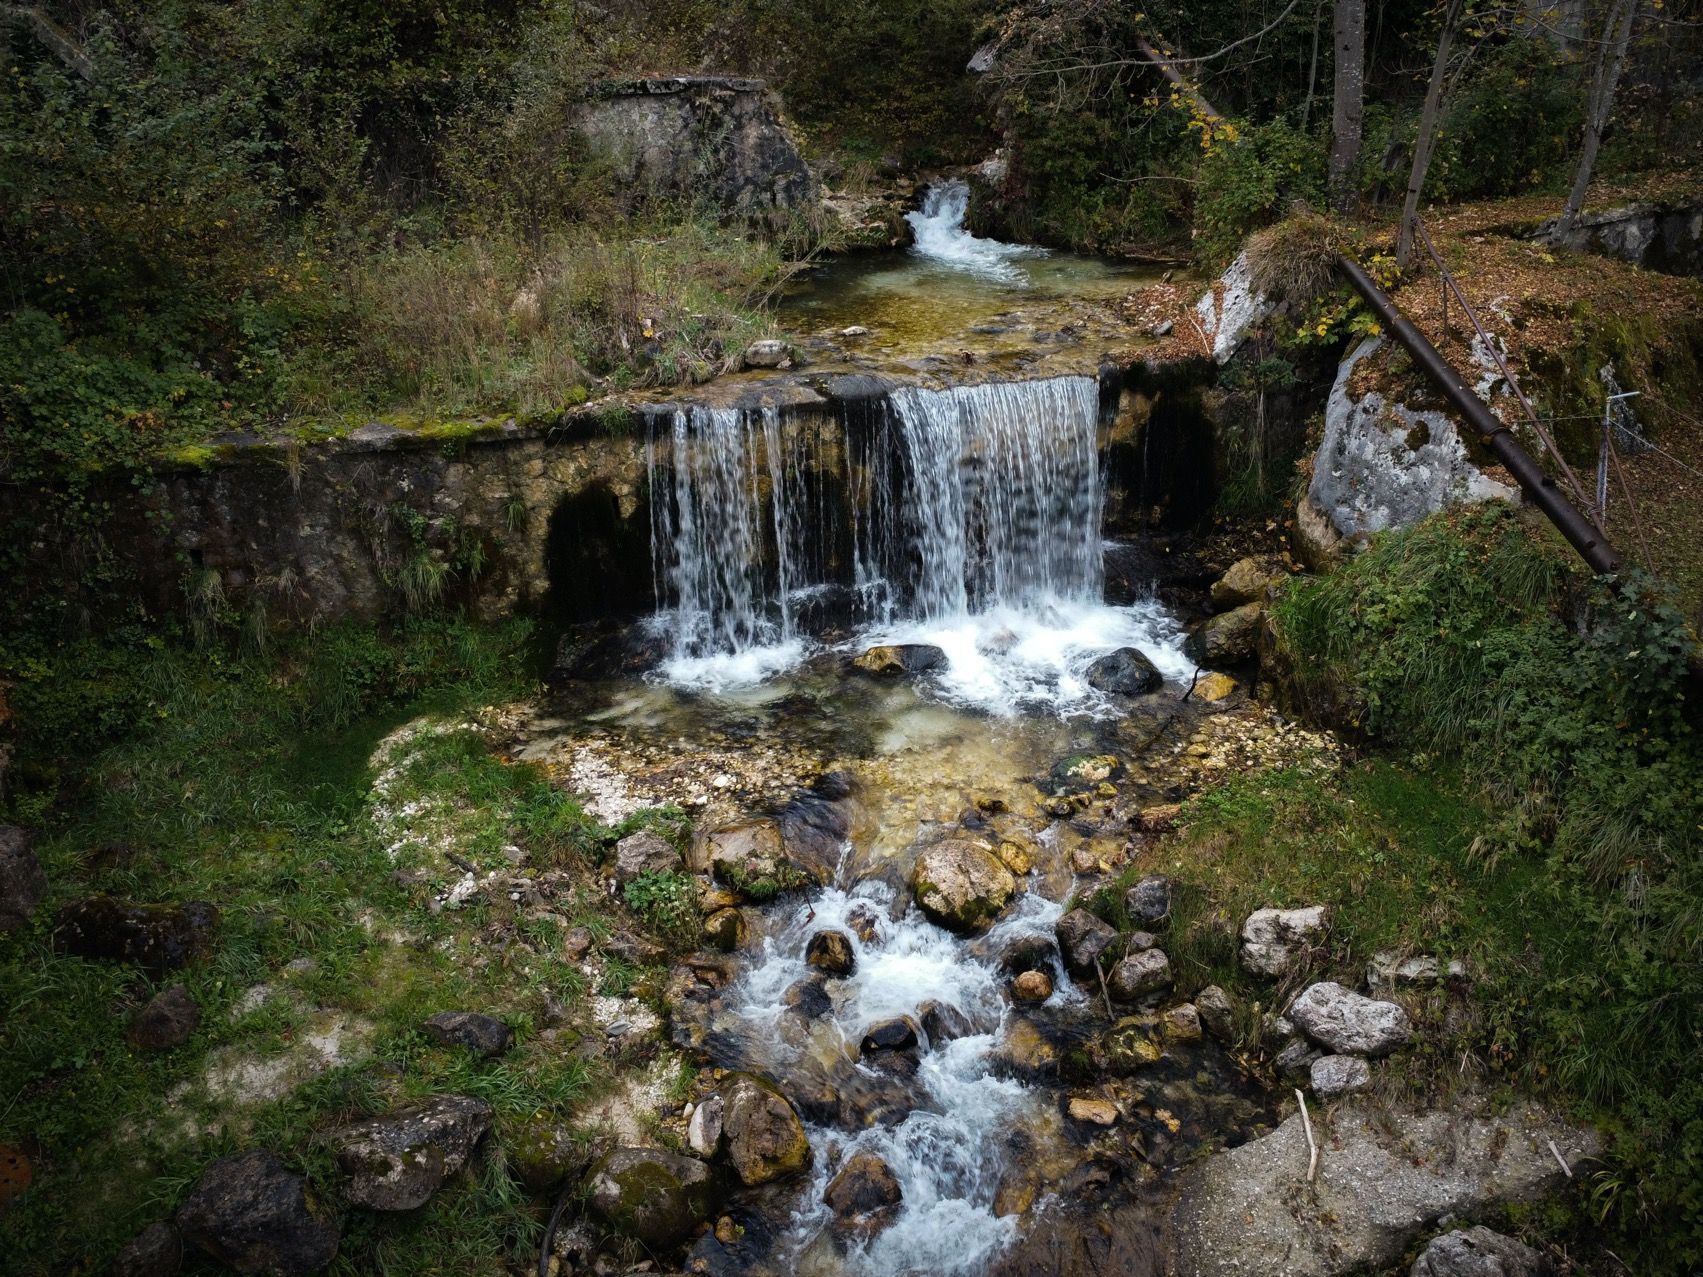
[904,179,1042,282]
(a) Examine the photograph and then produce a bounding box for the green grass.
[0,621,689,1274]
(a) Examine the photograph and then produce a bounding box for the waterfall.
[903,179,1040,282]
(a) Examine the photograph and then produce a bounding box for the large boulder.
[505,1113,590,1193]
[1055,908,1118,975]
[613,829,680,885]
[128,985,201,1052]
[1194,251,1273,364]
[332,1095,493,1211]
[176,1150,339,1275]
[1288,982,1412,1057]
[698,819,823,899]
[1304,337,1517,555]
[55,896,218,973]
[1169,1098,1596,1277]
[824,1151,902,1240]
[583,1146,721,1249]
[573,77,818,220]
[1411,1226,1550,1277]
[718,1073,809,1186]
[1240,905,1329,977]
[0,825,45,932]
[911,841,1016,934]
[1084,648,1162,696]
[1184,602,1263,667]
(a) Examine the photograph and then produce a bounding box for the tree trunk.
[1133,32,1227,123]
[1328,0,1366,215]
[1301,0,1324,129]
[1395,0,1463,267]
[1551,0,1639,244]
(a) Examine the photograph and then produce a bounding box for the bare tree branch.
[3,6,95,81]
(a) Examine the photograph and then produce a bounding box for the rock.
[1084,647,1163,696]
[702,907,747,952]
[1194,250,1272,364]
[719,1073,809,1186]
[845,902,882,944]
[1311,1054,1372,1099]
[1055,908,1118,975]
[1289,982,1413,1057]
[1126,930,1159,952]
[1138,803,1183,833]
[989,1188,1161,1276]
[1294,491,1347,572]
[1000,933,1055,975]
[110,1221,182,1277]
[699,819,820,899]
[128,985,200,1052]
[1161,1003,1202,1043]
[742,338,788,369]
[1210,557,1284,609]
[1108,949,1172,1002]
[1067,1096,1120,1125]
[1411,1226,1550,1277]
[806,929,856,976]
[687,1094,724,1158]
[1196,985,1235,1042]
[1152,318,1175,337]
[1240,905,1329,977]
[1050,753,1122,788]
[1307,338,1518,556]
[782,976,832,1020]
[506,1113,589,1192]
[421,1011,512,1059]
[1169,1098,1594,1277]
[613,828,680,884]
[1275,1038,1323,1078]
[823,1152,901,1239]
[55,897,218,973]
[583,1146,720,1249]
[574,77,818,219]
[1183,602,1263,666]
[911,840,1016,934]
[1124,876,1172,926]
[919,1000,973,1045]
[860,1016,919,1053]
[1012,970,1053,1003]
[1192,671,1238,702]
[562,926,594,960]
[851,643,947,676]
[993,1017,1056,1078]
[1367,951,1468,993]
[176,1149,339,1276]
[0,825,45,932]
[332,1095,492,1211]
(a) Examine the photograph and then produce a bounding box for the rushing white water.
[644,374,1194,708]
[724,881,1082,1275]
[904,179,1042,283]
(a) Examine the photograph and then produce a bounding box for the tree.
[1550,0,1639,244]
[1396,0,1465,266]
[1328,0,1366,215]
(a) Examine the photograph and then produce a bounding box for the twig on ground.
[1295,1088,1319,1182]
[1548,1137,1573,1179]
[1094,956,1114,1020]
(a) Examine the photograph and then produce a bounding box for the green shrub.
[621,870,700,946]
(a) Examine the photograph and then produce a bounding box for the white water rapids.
[904,179,1042,282]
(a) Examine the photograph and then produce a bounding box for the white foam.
[905,180,1042,283]
[654,636,808,691]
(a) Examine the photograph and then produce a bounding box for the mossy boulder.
[911,840,1017,934]
[583,1146,720,1249]
[504,1114,589,1193]
[698,820,820,901]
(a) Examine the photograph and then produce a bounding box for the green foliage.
[1193,120,1328,268]
[1424,39,1582,201]
[1270,504,1703,1269]
[621,870,700,946]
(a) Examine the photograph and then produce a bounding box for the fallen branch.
[1295,1088,1319,1182]
[1547,1137,1573,1179]
[1094,955,1114,1020]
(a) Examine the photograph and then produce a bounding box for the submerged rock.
[919,1000,973,1044]
[1056,908,1118,975]
[806,929,856,976]
[332,1095,493,1211]
[861,1016,920,1054]
[1084,647,1163,696]
[128,985,201,1052]
[1102,1016,1164,1072]
[911,840,1016,934]
[851,644,946,676]
[176,1150,339,1275]
[584,1146,720,1249]
[0,826,45,932]
[1240,904,1328,977]
[718,1073,809,1186]
[1067,1096,1120,1126]
[824,1151,902,1240]
[782,976,832,1020]
[1288,982,1412,1057]
[1410,1226,1550,1277]
[55,896,218,973]
[421,1011,512,1059]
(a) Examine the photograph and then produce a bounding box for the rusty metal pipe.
[1335,254,1622,574]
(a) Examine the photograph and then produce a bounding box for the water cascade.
[903,179,1042,282]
